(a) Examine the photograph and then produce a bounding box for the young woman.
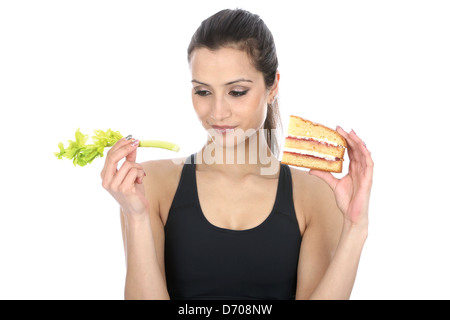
[100,9,374,300]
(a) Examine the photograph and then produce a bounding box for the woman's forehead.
[189,47,262,85]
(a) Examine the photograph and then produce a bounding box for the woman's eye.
[229,90,249,97]
[194,90,211,97]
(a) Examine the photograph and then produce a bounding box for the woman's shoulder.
[140,156,188,190]
[288,165,332,196]
[139,156,188,221]
[288,165,339,227]
[141,156,186,174]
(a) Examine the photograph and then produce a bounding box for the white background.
[1,0,449,299]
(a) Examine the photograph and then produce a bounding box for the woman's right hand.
[100,136,149,216]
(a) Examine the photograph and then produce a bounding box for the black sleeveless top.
[164,154,302,300]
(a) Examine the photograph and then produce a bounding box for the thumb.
[126,139,138,162]
[309,169,338,191]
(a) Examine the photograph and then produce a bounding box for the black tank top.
[164,154,302,300]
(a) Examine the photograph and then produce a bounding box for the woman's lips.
[211,125,238,134]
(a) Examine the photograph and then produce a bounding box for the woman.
[101,9,373,300]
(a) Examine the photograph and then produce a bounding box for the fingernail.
[131,139,139,147]
[336,125,342,131]
[125,134,132,141]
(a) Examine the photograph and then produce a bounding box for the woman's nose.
[210,96,231,121]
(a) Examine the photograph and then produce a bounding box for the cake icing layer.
[281,151,343,173]
[284,136,345,159]
[287,135,343,147]
[283,148,339,161]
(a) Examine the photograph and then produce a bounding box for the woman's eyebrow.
[224,78,253,85]
[191,79,209,86]
[191,78,253,86]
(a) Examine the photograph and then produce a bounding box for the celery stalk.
[139,140,181,152]
[55,128,180,167]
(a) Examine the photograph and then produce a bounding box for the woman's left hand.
[309,127,374,227]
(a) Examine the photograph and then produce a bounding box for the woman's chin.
[206,127,261,150]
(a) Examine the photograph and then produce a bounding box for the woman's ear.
[268,71,280,103]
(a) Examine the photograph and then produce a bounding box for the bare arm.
[307,222,367,299]
[101,137,169,300]
[121,207,169,300]
[296,127,373,300]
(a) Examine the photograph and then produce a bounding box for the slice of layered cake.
[281,115,347,173]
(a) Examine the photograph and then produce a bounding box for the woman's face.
[189,46,276,148]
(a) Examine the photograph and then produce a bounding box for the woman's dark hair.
[188,8,282,157]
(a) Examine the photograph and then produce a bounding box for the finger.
[102,139,139,187]
[309,169,339,191]
[337,128,374,184]
[121,166,146,193]
[336,127,357,176]
[110,161,144,191]
[126,139,139,163]
[107,138,139,163]
[337,126,357,158]
[337,127,365,167]
[101,136,130,178]
[346,129,374,169]
[102,139,133,187]
[108,135,134,156]
[350,130,374,169]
